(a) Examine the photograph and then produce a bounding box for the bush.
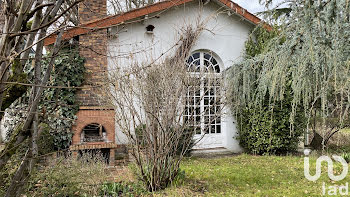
[100,182,147,196]
[0,140,28,196]
[176,128,195,156]
[327,129,350,149]
[25,153,108,196]
[37,123,56,155]
[237,101,306,155]
[135,124,195,156]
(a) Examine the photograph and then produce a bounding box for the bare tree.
[107,0,163,14]
[0,0,82,196]
[101,23,225,191]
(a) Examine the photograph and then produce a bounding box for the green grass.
[341,128,350,133]
[153,154,350,196]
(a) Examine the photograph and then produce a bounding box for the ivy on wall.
[4,47,85,151]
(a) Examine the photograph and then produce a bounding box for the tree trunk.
[4,149,31,197]
[0,30,63,188]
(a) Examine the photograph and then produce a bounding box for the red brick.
[72,0,116,154]
[72,108,115,145]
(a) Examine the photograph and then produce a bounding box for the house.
[44,0,269,165]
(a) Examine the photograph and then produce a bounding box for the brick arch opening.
[72,109,115,145]
[71,108,118,166]
[81,123,107,142]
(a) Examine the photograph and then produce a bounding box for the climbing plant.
[4,47,85,151]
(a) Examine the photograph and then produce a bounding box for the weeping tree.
[257,0,294,23]
[229,0,350,150]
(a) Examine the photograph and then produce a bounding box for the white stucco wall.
[107,0,254,152]
[0,118,5,142]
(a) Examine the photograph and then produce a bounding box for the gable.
[107,0,254,71]
[44,0,270,46]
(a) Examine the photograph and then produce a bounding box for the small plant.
[342,152,350,163]
[100,182,147,196]
[25,152,108,196]
[170,168,186,187]
[0,141,28,196]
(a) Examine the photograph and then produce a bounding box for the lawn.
[341,128,350,133]
[147,154,350,196]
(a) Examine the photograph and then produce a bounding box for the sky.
[105,1,286,16]
[234,0,284,14]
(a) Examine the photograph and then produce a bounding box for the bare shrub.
[101,23,225,191]
[25,152,108,196]
[327,130,350,148]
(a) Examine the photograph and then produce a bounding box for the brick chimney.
[72,0,117,166]
[77,0,107,106]
[79,0,107,23]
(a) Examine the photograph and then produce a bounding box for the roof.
[44,0,271,45]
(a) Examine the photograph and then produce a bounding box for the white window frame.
[185,51,222,135]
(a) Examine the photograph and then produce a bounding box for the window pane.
[216,116,221,124]
[196,116,200,123]
[204,116,209,124]
[204,127,209,134]
[186,56,193,64]
[204,87,209,96]
[210,57,217,65]
[216,125,221,133]
[195,107,200,115]
[211,125,216,134]
[204,53,211,60]
[210,97,214,105]
[204,97,209,105]
[192,52,200,59]
[214,65,220,73]
[195,127,201,134]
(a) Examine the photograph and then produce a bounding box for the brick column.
[71,0,117,165]
[72,151,78,159]
[77,0,107,106]
[109,148,115,166]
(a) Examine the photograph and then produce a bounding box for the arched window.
[184,52,221,135]
[186,52,221,73]
[81,123,107,142]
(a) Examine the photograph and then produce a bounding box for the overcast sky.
[234,0,284,14]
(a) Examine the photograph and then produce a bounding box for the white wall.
[107,0,254,152]
[0,118,5,142]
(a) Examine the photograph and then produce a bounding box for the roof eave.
[44,0,271,46]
